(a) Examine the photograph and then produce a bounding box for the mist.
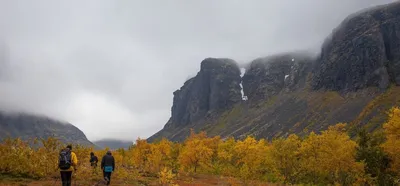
[0,0,394,141]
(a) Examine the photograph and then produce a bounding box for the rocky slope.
[0,112,94,146]
[148,2,400,142]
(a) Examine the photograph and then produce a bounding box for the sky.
[0,0,394,142]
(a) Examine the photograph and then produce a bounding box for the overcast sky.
[0,0,394,141]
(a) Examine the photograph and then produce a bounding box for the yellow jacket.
[60,151,78,171]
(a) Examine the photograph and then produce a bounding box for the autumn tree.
[130,138,151,172]
[0,138,32,177]
[3,117,400,185]
[298,132,321,184]
[0,137,65,178]
[168,142,182,173]
[216,137,237,176]
[382,107,400,179]
[178,130,220,173]
[267,134,301,184]
[147,138,173,172]
[234,136,269,181]
[299,124,364,185]
[356,128,395,185]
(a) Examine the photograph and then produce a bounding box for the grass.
[349,85,400,135]
[0,174,35,186]
[205,105,244,136]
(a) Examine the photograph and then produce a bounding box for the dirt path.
[0,175,279,186]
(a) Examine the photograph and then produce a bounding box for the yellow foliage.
[382,107,400,174]
[148,138,173,172]
[1,109,400,185]
[299,123,364,185]
[178,130,220,173]
[216,137,237,176]
[130,138,151,171]
[267,134,301,184]
[234,136,269,180]
[158,166,177,185]
[0,137,62,178]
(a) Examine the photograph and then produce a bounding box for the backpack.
[90,156,98,167]
[58,149,72,170]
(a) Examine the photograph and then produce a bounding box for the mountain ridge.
[94,139,133,150]
[0,111,95,146]
[148,1,400,142]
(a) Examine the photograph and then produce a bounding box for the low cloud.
[0,0,394,141]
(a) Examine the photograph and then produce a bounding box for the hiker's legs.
[60,171,72,186]
[91,165,96,175]
[103,171,107,181]
[103,171,111,185]
[66,171,72,186]
[60,171,66,186]
[106,172,111,185]
[94,164,99,175]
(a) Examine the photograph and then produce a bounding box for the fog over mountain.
[0,0,394,141]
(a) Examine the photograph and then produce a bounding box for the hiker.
[90,152,99,168]
[59,144,78,186]
[101,150,115,185]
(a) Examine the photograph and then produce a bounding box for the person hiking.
[101,150,115,185]
[90,152,99,168]
[59,144,78,186]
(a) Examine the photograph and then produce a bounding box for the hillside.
[94,139,133,150]
[0,111,94,146]
[148,1,400,142]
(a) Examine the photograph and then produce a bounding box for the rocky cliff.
[0,112,94,146]
[150,58,242,141]
[312,2,400,91]
[242,53,314,102]
[169,58,241,127]
[148,2,400,142]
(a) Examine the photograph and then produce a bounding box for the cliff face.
[166,58,242,129]
[243,54,314,102]
[148,2,400,142]
[150,58,242,141]
[312,2,400,91]
[0,112,94,146]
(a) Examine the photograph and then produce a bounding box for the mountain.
[94,139,133,150]
[148,2,400,142]
[0,111,94,146]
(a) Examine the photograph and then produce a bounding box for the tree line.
[1,107,400,185]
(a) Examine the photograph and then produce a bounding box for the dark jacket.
[90,155,98,166]
[101,151,115,171]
